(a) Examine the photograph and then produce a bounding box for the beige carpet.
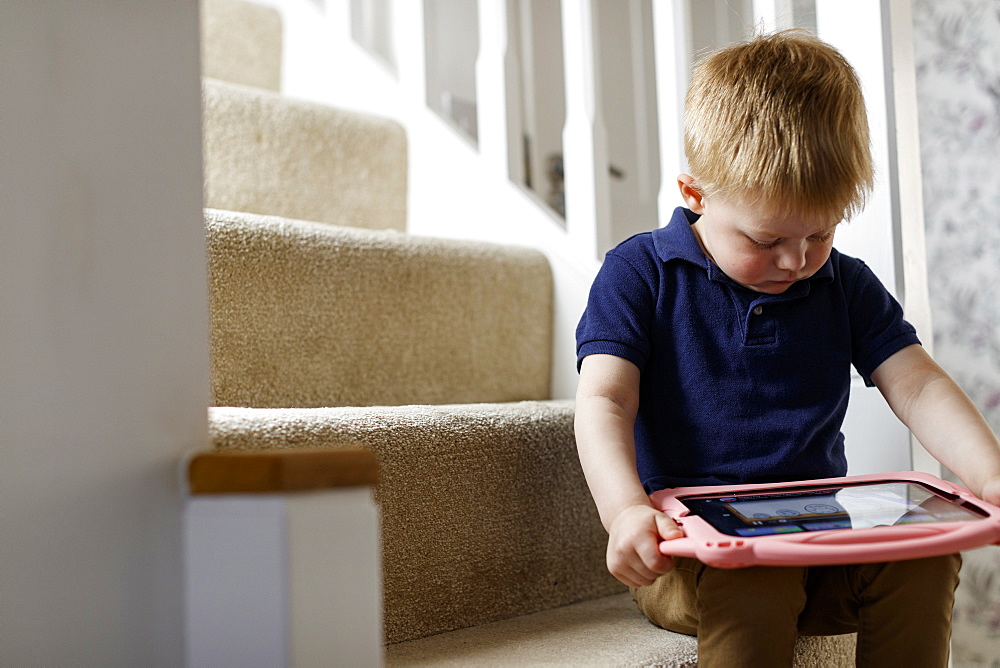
[210,396,857,664]
[387,592,857,667]
[200,0,282,92]
[203,79,408,231]
[206,208,553,408]
[210,399,624,643]
[387,593,698,667]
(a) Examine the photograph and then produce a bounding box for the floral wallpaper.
[913,0,1000,664]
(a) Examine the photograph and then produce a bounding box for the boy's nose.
[776,241,808,272]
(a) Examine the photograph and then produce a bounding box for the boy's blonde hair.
[685,30,873,221]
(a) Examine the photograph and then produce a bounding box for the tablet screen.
[680,481,988,537]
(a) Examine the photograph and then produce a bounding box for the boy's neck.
[689,219,715,265]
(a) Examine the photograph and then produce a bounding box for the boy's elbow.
[577,355,641,415]
[872,345,953,417]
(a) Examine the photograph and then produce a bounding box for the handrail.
[187,449,379,494]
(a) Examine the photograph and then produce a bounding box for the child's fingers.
[605,505,679,587]
[611,553,671,588]
[632,547,676,586]
[607,536,672,585]
[606,549,649,587]
[616,565,663,588]
[654,512,684,541]
[636,532,674,574]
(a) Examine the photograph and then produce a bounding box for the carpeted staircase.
[197,1,857,664]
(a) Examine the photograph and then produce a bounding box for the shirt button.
[753,305,764,316]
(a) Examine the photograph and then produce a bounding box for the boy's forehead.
[729,201,842,235]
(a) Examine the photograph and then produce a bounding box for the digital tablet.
[650,471,1000,568]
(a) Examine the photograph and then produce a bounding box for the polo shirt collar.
[652,207,708,266]
[652,206,835,287]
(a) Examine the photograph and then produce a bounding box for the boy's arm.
[871,343,1000,505]
[576,354,682,587]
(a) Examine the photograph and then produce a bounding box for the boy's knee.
[702,563,807,592]
[858,553,962,602]
[851,555,962,666]
[631,557,701,635]
[698,564,809,621]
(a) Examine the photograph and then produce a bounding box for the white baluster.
[652,0,692,226]
[752,0,795,33]
[815,0,900,296]
[476,0,524,182]
[884,0,937,477]
[883,0,932,349]
[330,0,353,45]
[624,0,659,228]
[392,0,427,105]
[561,0,612,259]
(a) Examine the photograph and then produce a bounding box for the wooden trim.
[188,449,379,495]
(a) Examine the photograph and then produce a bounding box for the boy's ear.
[677,174,706,214]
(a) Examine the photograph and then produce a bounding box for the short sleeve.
[847,262,920,386]
[576,251,657,372]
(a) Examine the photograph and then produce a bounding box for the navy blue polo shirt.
[576,207,919,493]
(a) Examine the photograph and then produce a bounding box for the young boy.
[575,30,1000,667]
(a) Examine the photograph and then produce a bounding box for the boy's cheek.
[723,255,768,283]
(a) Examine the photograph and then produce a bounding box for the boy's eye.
[748,231,834,249]
[749,237,779,249]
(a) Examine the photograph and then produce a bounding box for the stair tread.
[386,592,856,667]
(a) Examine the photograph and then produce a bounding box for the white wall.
[0,2,209,664]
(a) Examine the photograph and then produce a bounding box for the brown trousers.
[631,554,962,667]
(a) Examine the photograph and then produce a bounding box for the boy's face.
[680,178,839,295]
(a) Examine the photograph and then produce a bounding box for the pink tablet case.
[650,471,1000,569]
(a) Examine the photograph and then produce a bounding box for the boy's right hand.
[606,504,684,588]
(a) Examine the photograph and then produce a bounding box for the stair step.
[201,0,282,92]
[208,399,617,644]
[386,592,856,667]
[207,208,553,408]
[209,400,857,666]
[203,79,408,231]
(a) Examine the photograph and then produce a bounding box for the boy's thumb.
[655,512,683,541]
